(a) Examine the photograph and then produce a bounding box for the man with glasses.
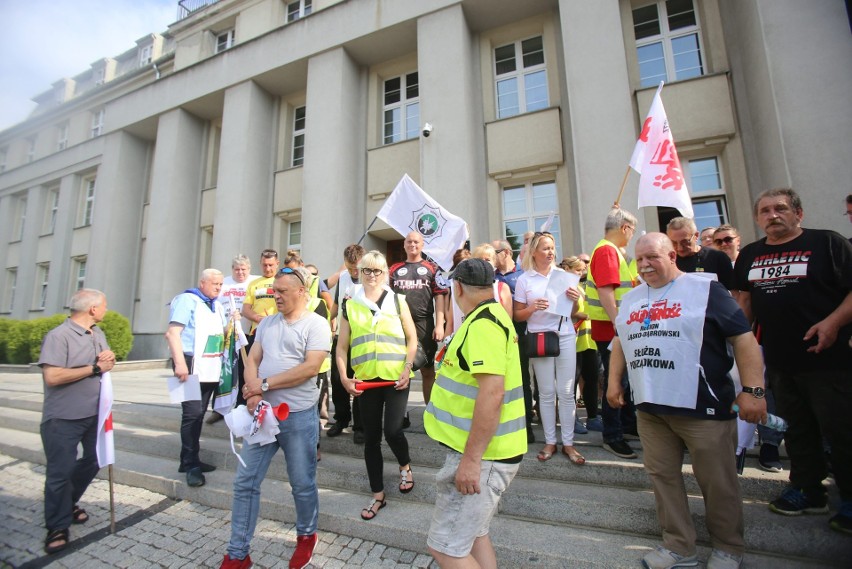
[666,217,734,290]
[492,239,535,442]
[221,266,331,569]
[389,231,448,405]
[587,207,640,459]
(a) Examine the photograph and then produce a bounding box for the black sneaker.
[603,440,637,459]
[758,443,783,473]
[353,429,365,444]
[527,424,535,444]
[402,413,411,429]
[769,487,828,516]
[179,462,216,473]
[186,467,205,487]
[327,422,347,437]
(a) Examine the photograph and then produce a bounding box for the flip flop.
[537,444,557,462]
[360,497,387,520]
[72,505,89,524]
[562,446,586,466]
[45,528,69,554]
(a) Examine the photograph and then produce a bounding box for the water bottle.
[732,404,788,432]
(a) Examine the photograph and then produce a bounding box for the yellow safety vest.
[585,239,638,322]
[575,293,595,352]
[346,294,412,381]
[308,297,332,374]
[424,301,527,460]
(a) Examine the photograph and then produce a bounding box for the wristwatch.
[261,378,269,392]
[741,386,766,399]
[92,364,102,376]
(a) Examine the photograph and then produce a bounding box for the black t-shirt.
[388,259,447,321]
[734,228,852,371]
[638,281,751,420]
[676,246,735,289]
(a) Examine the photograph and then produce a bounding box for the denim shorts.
[427,452,519,558]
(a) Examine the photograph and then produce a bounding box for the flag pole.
[357,215,379,245]
[108,464,116,533]
[614,166,632,207]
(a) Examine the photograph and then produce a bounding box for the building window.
[93,67,105,86]
[90,109,104,138]
[79,177,96,227]
[26,136,37,163]
[216,29,235,53]
[14,196,27,242]
[57,122,69,151]
[36,263,50,309]
[383,72,419,145]
[494,35,548,119]
[288,220,302,252]
[139,44,153,66]
[633,0,704,88]
[0,147,6,172]
[292,106,306,167]
[656,156,728,229]
[44,188,60,234]
[502,181,562,259]
[72,257,87,292]
[3,269,16,312]
[287,0,312,22]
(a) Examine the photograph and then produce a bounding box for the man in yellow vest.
[586,207,640,459]
[424,259,527,568]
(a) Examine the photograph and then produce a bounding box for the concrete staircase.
[0,367,847,568]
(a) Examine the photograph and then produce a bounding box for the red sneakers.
[289,533,317,569]
[220,553,252,568]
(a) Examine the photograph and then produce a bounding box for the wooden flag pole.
[614,166,632,207]
[108,464,116,534]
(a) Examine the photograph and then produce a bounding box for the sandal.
[44,528,69,554]
[562,446,586,466]
[360,497,386,520]
[399,467,414,494]
[537,444,557,462]
[72,505,89,524]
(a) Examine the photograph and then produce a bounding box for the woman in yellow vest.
[336,251,419,521]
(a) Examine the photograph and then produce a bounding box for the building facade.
[1,0,850,359]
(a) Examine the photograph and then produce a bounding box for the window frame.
[36,263,50,310]
[215,29,235,53]
[57,122,69,151]
[139,44,153,66]
[493,35,549,120]
[14,195,27,242]
[3,268,17,313]
[79,177,97,227]
[72,256,87,293]
[382,71,420,145]
[287,0,312,22]
[633,0,705,88]
[44,187,60,235]
[656,155,729,229]
[0,147,7,172]
[501,180,563,260]
[287,220,302,253]
[26,136,36,163]
[292,106,306,167]
[90,109,104,139]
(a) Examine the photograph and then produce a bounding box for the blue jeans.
[227,406,319,560]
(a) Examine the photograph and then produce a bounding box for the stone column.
[211,80,276,269]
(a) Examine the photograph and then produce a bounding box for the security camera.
[422,122,433,137]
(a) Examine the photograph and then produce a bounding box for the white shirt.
[514,267,574,336]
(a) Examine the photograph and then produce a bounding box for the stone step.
[0,427,832,568]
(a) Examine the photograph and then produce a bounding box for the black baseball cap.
[449,258,494,287]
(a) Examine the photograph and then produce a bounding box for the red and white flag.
[629,83,694,218]
[96,372,115,468]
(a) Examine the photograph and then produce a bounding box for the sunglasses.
[713,236,736,246]
[534,231,552,237]
[361,268,384,277]
[276,267,306,286]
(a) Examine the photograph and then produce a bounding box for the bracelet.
[404,362,414,369]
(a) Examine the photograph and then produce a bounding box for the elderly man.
[165,268,227,487]
[424,259,527,568]
[220,267,331,569]
[608,233,766,569]
[734,188,852,534]
[492,238,535,442]
[389,231,448,404]
[666,217,734,289]
[38,289,116,554]
[587,207,640,458]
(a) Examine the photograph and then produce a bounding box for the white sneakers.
[641,546,742,569]
[707,549,743,569]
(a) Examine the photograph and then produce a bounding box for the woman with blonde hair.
[446,244,513,333]
[513,233,584,464]
[336,251,418,520]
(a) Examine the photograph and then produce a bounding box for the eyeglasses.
[672,236,695,249]
[276,267,306,286]
[713,236,736,246]
[361,268,384,277]
[495,248,507,255]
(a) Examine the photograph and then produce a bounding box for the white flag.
[539,211,556,232]
[377,174,469,271]
[629,83,694,218]
[96,371,115,468]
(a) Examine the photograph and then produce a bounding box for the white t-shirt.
[255,311,332,412]
[514,267,574,336]
[218,274,259,327]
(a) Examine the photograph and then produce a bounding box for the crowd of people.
[36,189,850,569]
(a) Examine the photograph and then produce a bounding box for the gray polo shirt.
[38,318,110,422]
[256,311,331,412]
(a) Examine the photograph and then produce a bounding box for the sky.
[0,0,177,131]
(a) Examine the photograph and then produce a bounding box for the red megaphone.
[273,402,290,421]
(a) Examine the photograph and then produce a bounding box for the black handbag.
[525,318,563,358]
